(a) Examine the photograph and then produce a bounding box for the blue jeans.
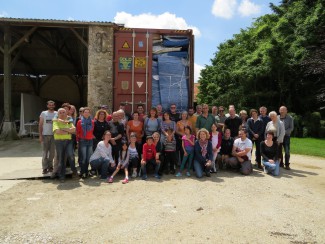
[90,157,109,179]
[79,139,93,175]
[141,159,160,177]
[193,159,211,178]
[262,160,280,176]
[180,149,194,172]
[55,140,76,180]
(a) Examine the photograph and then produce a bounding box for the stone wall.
[88,26,114,113]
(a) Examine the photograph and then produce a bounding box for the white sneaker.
[132,171,137,178]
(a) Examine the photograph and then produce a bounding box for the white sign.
[137,81,143,88]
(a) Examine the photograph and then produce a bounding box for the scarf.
[199,139,208,158]
[81,116,93,137]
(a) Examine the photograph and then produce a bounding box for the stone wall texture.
[88,26,114,113]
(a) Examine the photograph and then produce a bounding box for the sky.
[0,0,279,82]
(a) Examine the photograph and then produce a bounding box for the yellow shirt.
[53,120,74,140]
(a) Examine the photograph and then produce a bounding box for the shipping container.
[114,27,194,113]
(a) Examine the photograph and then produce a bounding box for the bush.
[303,112,321,138]
[290,113,303,137]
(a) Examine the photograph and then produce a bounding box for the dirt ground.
[0,138,324,243]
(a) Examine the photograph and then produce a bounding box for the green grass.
[291,137,325,158]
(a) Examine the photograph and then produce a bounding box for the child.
[108,141,130,184]
[210,123,222,172]
[141,136,159,180]
[176,126,195,177]
[129,133,140,178]
[164,128,178,175]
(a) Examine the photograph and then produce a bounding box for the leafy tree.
[198,0,325,117]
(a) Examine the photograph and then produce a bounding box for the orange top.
[187,115,197,134]
[127,120,143,142]
[176,120,192,136]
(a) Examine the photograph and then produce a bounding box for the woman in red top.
[141,136,160,180]
[76,107,94,178]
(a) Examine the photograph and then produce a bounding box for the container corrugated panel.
[114,28,194,113]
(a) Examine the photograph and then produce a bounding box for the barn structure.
[0,18,117,139]
[0,18,194,140]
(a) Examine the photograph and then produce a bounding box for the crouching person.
[89,131,115,180]
[53,108,78,183]
[141,136,160,180]
[193,128,213,178]
[261,131,280,176]
[228,129,253,175]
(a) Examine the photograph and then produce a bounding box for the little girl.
[108,141,130,184]
[129,133,140,178]
[176,126,195,177]
[210,123,222,172]
[164,128,178,174]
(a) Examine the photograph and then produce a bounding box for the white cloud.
[0,11,8,17]
[238,0,261,17]
[194,63,204,83]
[211,0,237,19]
[67,17,75,21]
[114,12,201,37]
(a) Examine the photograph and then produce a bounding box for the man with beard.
[39,100,57,174]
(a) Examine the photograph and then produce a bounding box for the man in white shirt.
[227,129,253,175]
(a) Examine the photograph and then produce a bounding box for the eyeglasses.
[219,110,224,112]
[170,107,176,109]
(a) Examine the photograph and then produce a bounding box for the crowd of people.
[39,101,294,183]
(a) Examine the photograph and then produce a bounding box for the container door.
[114,29,152,113]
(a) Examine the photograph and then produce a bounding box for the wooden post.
[0,25,19,140]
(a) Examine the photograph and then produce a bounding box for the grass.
[291,137,325,158]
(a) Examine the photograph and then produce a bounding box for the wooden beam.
[3,25,12,122]
[11,43,27,68]
[0,46,3,54]
[9,26,37,54]
[35,32,81,74]
[70,28,88,48]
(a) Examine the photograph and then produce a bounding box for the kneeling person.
[141,136,160,180]
[89,131,115,180]
[228,129,253,175]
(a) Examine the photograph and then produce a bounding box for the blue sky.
[1,0,279,82]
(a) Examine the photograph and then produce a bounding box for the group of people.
[39,101,294,183]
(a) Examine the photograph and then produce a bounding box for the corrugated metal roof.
[0,17,119,27]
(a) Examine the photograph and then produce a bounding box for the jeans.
[164,151,178,171]
[55,140,76,179]
[193,159,211,178]
[141,159,160,177]
[227,157,252,175]
[280,135,291,166]
[262,160,280,176]
[79,139,93,175]
[41,135,55,170]
[180,149,194,172]
[90,157,109,179]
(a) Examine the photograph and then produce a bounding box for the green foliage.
[198,0,325,120]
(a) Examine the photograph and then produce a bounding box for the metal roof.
[0,17,118,28]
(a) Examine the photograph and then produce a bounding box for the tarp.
[157,55,189,112]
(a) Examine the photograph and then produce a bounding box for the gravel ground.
[0,139,324,243]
